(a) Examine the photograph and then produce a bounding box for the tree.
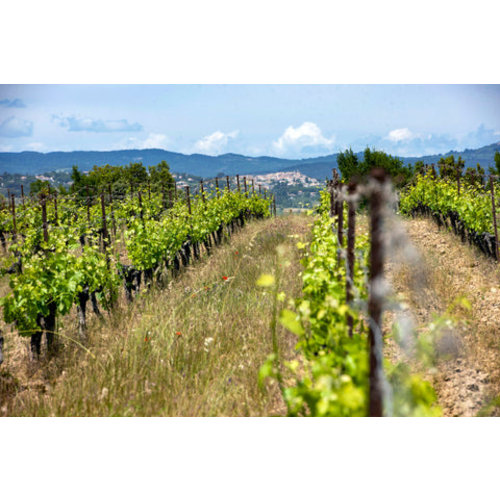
[337,147,413,187]
[149,161,175,192]
[30,179,50,196]
[493,151,500,176]
[337,148,360,181]
[125,162,148,189]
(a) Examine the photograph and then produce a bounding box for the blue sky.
[1,84,499,158]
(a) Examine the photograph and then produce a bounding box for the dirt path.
[386,216,500,416]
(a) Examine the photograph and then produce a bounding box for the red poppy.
[144,336,150,342]
[235,251,239,255]
[222,276,228,281]
[176,331,182,336]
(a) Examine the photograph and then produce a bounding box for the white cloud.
[194,130,239,155]
[114,133,169,150]
[140,133,169,149]
[53,114,142,133]
[386,128,415,142]
[0,116,33,137]
[273,122,334,156]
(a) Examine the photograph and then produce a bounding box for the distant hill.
[0,142,498,179]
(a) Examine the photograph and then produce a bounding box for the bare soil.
[385,216,500,416]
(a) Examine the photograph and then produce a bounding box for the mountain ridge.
[1,142,499,180]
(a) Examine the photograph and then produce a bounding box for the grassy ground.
[2,214,311,416]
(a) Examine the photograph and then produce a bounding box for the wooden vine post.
[53,191,58,226]
[138,191,145,228]
[243,176,248,196]
[368,168,386,417]
[10,194,17,244]
[236,174,241,193]
[185,185,191,215]
[108,184,117,237]
[490,175,499,261]
[226,176,231,192]
[258,184,262,194]
[100,192,109,250]
[86,186,91,224]
[21,184,25,207]
[252,178,255,195]
[41,193,49,245]
[200,179,205,204]
[215,177,220,198]
[346,182,356,337]
[336,186,344,265]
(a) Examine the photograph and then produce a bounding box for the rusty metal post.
[368,169,386,417]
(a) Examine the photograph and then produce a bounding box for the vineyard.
[0,175,272,366]
[1,162,499,417]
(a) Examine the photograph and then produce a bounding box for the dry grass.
[1,215,311,416]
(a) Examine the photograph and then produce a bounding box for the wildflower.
[222,276,228,281]
[144,336,150,342]
[204,337,214,352]
[235,251,239,255]
[176,331,182,336]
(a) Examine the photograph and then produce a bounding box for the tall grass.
[5,215,311,416]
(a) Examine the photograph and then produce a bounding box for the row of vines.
[399,170,500,260]
[0,176,273,364]
[261,170,441,416]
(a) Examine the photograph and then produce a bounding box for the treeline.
[69,160,175,199]
[337,147,500,187]
[1,161,177,201]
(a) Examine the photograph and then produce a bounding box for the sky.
[0,84,499,159]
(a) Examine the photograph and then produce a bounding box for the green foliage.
[0,184,271,337]
[260,189,440,416]
[400,171,494,234]
[337,147,413,187]
[30,179,50,196]
[493,151,500,176]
